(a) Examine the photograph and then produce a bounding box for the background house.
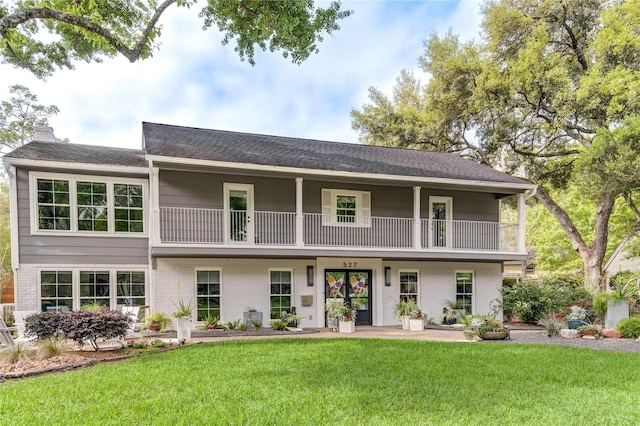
[3,123,535,327]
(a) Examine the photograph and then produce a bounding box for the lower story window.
[399,271,418,303]
[196,270,221,321]
[270,270,292,320]
[456,271,474,314]
[80,271,111,307]
[116,271,146,306]
[40,271,73,312]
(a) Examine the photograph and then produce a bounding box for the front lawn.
[1,339,638,425]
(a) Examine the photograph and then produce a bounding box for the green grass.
[1,339,639,425]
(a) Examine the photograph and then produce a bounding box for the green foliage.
[270,318,287,331]
[145,312,170,331]
[537,314,562,336]
[237,322,250,331]
[251,320,262,329]
[4,340,640,423]
[172,299,194,318]
[351,0,640,286]
[200,314,219,330]
[500,275,591,324]
[0,1,351,78]
[0,342,33,364]
[610,270,640,292]
[224,319,241,330]
[616,316,640,339]
[0,84,63,152]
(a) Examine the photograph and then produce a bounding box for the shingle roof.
[4,141,147,168]
[143,122,529,185]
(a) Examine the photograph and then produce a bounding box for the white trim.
[268,267,294,320]
[36,266,148,311]
[223,183,255,244]
[29,171,148,237]
[399,269,420,302]
[4,157,149,175]
[145,154,536,191]
[321,188,371,227]
[454,270,475,314]
[412,186,421,250]
[8,165,20,275]
[295,177,304,247]
[194,267,222,323]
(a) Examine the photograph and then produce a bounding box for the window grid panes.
[399,271,418,303]
[270,271,292,319]
[77,181,108,232]
[79,271,111,307]
[336,195,356,223]
[114,184,144,233]
[196,270,221,321]
[40,271,73,311]
[37,179,70,230]
[456,272,473,314]
[116,271,145,306]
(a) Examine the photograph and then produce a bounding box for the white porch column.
[517,193,526,253]
[413,186,421,249]
[150,166,161,246]
[296,177,304,247]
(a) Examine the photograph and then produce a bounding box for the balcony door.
[429,196,452,248]
[224,183,254,244]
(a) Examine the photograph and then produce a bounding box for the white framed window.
[38,268,147,312]
[399,270,419,303]
[269,269,292,320]
[196,269,221,321]
[455,271,474,314]
[321,189,371,227]
[30,172,147,236]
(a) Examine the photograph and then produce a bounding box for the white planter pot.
[409,318,424,332]
[338,320,355,333]
[176,317,192,341]
[605,299,629,329]
[401,316,410,330]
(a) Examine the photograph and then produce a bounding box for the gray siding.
[16,168,149,265]
[159,171,500,221]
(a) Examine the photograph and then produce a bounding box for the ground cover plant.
[1,339,639,425]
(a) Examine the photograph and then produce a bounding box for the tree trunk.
[535,188,614,293]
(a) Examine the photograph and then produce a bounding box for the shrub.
[25,310,129,351]
[616,316,640,339]
[610,270,640,291]
[25,311,67,339]
[0,343,33,364]
[38,335,71,359]
[499,275,592,324]
[64,310,129,351]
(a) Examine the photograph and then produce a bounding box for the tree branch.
[0,1,177,64]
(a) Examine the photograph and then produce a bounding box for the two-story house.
[3,122,535,328]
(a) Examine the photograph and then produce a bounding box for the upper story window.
[322,189,371,227]
[31,172,147,236]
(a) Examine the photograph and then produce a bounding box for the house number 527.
[343,262,357,268]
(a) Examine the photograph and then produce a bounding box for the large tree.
[0,0,351,78]
[0,84,63,153]
[351,0,640,291]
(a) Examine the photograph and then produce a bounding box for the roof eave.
[145,154,536,192]
[3,157,150,175]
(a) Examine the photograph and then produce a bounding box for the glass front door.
[325,270,371,326]
[429,197,452,248]
[224,183,254,244]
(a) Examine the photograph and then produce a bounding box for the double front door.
[325,269,372,326]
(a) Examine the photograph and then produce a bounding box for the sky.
[1,1,483,150]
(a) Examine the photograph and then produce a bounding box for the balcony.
[158,207,519,253]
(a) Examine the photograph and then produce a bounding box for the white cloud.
[0,0,483,149]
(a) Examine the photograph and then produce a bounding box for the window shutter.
[321,189,332,226]
[361,192,371,227]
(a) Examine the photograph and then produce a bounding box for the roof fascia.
[4,157,149,175]
[145,154,536,191]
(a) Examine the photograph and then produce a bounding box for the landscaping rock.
[601,329,622,339]
[560,329,579,339]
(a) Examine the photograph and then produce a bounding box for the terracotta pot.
[148,321,161,332]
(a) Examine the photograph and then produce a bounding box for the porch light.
[385,267,392,286]
[307,265,314,286]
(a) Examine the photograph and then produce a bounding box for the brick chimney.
[33,126,58,142]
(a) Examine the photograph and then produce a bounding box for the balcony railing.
[159,207,519,252]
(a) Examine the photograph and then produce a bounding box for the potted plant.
[476,316,510,340]
[201,314,219,330]
[460,314,479,341]
[408,307,425,331]
[145,312,170,332]
[565,305,588,330]
[537,314,562,337]
[577,324,601,337]
[594,280,636,329]
[325,299,344,331]
[394,299,417,330]
[338,301,358,333]
[173,299,194,341]
[442,307,458,325]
